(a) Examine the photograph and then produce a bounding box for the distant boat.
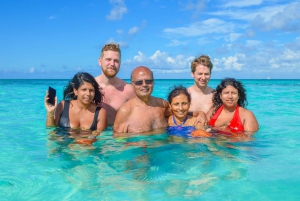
[267,76,271,79]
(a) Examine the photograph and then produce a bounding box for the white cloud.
[128,26,139,35]
[227,33,241,42]
[164,18,235,37]
[125,50,194,71]
[29,68,34,73]
[133,51,147,62]
[209,4,287,22]
[214,54,244,71]
[106,0,128,21]
[252,3,300,32]
[246,40,261,46]
[127,20,147,35]
[223,0,263,8]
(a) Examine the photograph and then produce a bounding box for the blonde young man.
[188,55,214,114]
[95,43,135,126]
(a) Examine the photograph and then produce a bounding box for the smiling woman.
[44,72,107,145]
[206,78,259,135]
[167,85,211,138]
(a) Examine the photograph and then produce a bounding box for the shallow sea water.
[0,79,299,200]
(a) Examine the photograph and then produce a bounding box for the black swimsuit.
[58,100,101,131]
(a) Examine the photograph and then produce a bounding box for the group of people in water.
[44,43,259,145]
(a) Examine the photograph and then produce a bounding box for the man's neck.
[194,84,210,94]
[97,73,119,86]
[137,96,151,106]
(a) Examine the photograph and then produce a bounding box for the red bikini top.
[209,105,244,132]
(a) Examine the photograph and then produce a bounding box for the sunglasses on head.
[132,79,154,86]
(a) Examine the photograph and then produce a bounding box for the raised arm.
[44,91,61,127]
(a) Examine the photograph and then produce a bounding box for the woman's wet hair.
[212,78,247,112]
[63,72,103,105]
[167,85,191,103]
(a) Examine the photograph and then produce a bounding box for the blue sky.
[1,0,299,79]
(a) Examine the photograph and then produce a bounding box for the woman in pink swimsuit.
[206,78,258,135]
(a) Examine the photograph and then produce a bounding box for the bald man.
[113,66,170,134]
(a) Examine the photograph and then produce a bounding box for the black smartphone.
[47,86,56,105]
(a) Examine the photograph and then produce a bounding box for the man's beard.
[103,67,119,78]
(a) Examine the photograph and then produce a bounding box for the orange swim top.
[208,105,244,132]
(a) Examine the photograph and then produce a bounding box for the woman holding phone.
[44,72,107,145]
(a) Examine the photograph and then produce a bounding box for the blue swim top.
[167,116,196,138]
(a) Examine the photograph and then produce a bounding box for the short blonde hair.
[191,55,213,73]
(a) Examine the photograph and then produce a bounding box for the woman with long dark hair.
[44,72,107,144]
[207,78,258,134]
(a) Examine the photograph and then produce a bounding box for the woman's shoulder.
[239,107,256,119]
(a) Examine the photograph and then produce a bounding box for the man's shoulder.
[152,97,168,107]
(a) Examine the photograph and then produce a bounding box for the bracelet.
[46,113,54,117]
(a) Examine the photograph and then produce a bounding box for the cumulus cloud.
[106,0,128,21]
[214,54,244,71]
[124,50,194,72]
[164,18,235,37]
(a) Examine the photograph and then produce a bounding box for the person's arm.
[163,99,172,119]
[95,107,107,135]
[188,111,208,126]
[113,105,130,134]
[243,110,259,134]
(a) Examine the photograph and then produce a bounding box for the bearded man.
[95,43,135,126]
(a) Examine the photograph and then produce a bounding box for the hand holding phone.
[47,86,56,106]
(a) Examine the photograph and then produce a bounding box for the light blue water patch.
[0,79,300,200]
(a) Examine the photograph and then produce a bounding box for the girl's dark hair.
[212,78,247,115]
[63,72,103,105]
[167,85,191,103]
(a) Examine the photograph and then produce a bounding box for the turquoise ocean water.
[0,79,299,200]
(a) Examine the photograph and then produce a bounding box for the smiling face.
[73,81,95,105]
[131,67,154,99]
[99,50,121,78]
[169,93,190,122]
[191,64,211,88]
[220,85,239,107]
